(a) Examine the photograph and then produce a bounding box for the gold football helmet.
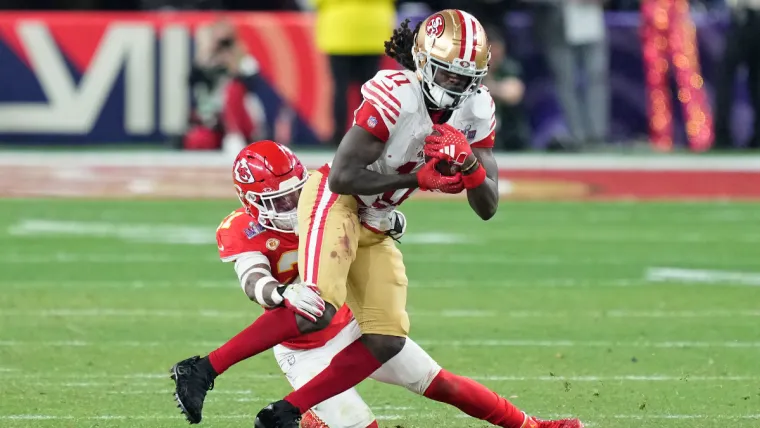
[413,9,490,110]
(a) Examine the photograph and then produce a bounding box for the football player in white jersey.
[253,10,581,428]
[196,10,581,428]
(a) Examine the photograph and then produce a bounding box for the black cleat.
[170,355,217,424]
[254,400,302,428]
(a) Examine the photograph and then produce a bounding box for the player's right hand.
[279,282,326,323]
[417,158,464,194]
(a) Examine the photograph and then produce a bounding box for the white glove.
[278,282,325,323]
[386,210,407,242]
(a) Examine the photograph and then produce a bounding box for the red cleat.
[523,416,584,428]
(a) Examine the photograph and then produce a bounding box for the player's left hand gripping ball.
[279,283,325,322]
[424,123,486,190]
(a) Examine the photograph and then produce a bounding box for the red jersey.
[216,207,353,350]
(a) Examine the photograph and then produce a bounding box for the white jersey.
[353,69,496,213]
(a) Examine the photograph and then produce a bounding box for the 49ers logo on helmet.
[426,14,445,38]
[234,159,255,184]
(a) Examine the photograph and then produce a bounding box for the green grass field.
[1,199,759,428]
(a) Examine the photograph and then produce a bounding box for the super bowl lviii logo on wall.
[0,13,331,145]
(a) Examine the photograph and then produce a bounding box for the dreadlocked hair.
[384,19,422,71]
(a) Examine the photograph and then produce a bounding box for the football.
[425,155,461,176]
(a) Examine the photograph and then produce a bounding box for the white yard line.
[456,414,760,421]
[2,339,759,348]
[607,414,760,420]
[646,267,760,286]
[402,233,469,245]
[0,278,645,289]
[415,339,760,348]
[5,372,760,382]
[469,375,760,382]
[8,219,214,245]
[0,253,209,264]
[104,389,261,395]
[0,415,253,420]
[20,219,760,246]
[414,230,760,245]
[19,375,759,385]
[0,280,233,289]
[2,413,760,421]
[3,308,760,319]
[6,249,759,272]
[1,151,758,171]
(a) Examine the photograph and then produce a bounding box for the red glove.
[417,158,464,194]
[424,123,473,166]
[426,123,487,190]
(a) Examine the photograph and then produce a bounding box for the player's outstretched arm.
[234,252,325,322]
[328,126,420,195]
[465,147,499,220]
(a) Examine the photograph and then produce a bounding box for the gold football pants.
[297,170,410,336]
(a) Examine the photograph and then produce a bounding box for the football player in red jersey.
[170,141,583,428]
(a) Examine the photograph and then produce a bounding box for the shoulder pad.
[467,87,495,121]
[216,210,266,261]
[362,70,421,116]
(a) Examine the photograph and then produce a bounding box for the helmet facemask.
[414,48,488,110]
[236,175,306,234]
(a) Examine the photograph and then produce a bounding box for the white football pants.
[273,319,442,428]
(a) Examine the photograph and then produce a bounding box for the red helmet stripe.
[469,17,478,61]
[454,9,468,61]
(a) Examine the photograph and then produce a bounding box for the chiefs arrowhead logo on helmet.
[234,159,256,184]
[231,140,308,234]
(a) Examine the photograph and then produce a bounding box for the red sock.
[423,369,527,428]
[284,339,382,413]
[366,421,379,428]
[208,307,300,374]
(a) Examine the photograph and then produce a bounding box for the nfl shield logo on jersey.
[367,116,378,129]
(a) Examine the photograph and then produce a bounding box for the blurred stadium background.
[1,1,760,427]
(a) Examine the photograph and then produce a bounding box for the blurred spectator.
[183,19,266,152]
[530,0,610,150]
[311,0,395,145]
[484,28,531,151]
[714,0,760,149]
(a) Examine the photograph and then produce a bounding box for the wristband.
[462,164,486,189]
[461,158,479,173]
